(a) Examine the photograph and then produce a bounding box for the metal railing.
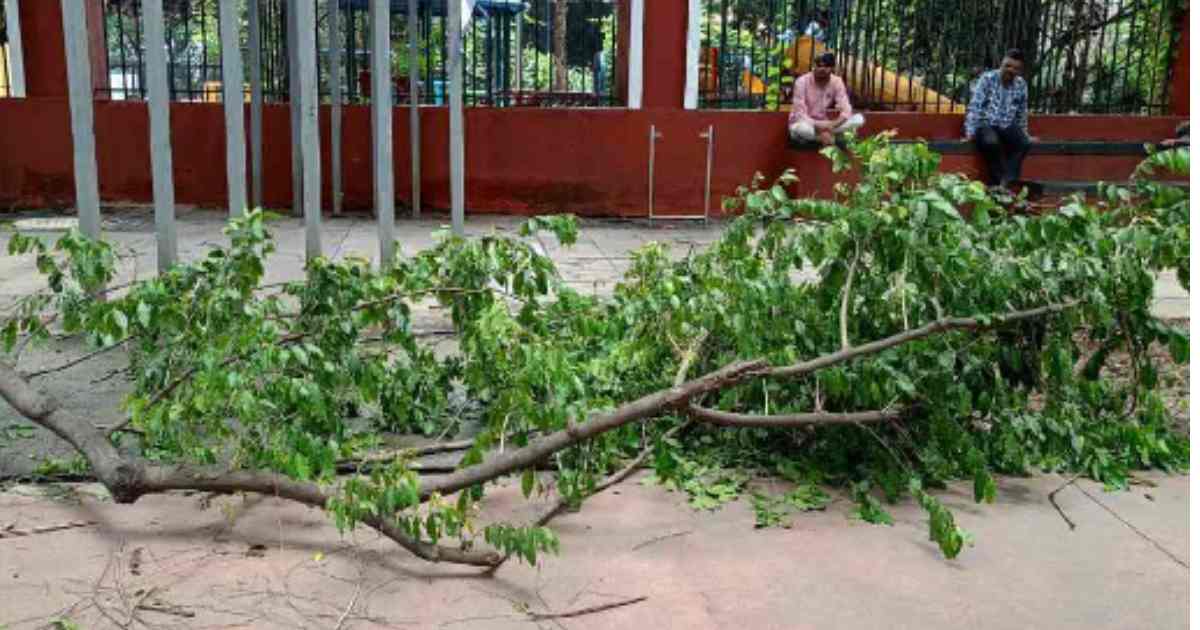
[101,0,620,107]
[699,0,1182,115]
[0,0,9,98]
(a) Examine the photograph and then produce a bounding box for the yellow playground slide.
[711,36,964,113]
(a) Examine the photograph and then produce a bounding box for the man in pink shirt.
[788,53,865,146]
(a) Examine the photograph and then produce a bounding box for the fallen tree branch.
[688,405,904,428]
[0,363,501,567]
[0,301,1075,569]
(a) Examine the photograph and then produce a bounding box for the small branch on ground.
[527,596,648,621]
[631,530,692,552]
[0,520,96,539]
[1048,473,1081,530]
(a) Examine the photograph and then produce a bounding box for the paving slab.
[0,472,1187,630]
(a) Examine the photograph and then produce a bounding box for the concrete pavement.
[0,209,1190,629]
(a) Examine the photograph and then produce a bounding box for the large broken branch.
[0,363,500,567]
[0,301,1075,568]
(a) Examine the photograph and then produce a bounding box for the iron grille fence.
[0,0,10,98]
[101,0,619,107]
[699,0,1183,115]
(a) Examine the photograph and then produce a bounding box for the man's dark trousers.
[975,125,1031,186]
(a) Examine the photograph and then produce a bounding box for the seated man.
[788,52,865,147]
[963,49,1039,188]
[1159,121,1189,149]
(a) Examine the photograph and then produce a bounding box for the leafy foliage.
[1,134,1187,563]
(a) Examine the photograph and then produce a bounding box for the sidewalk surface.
[0,210,1190,629]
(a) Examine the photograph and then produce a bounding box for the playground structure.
[703,35,963,113]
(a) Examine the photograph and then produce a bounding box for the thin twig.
[688,405,904,427]
[25,337,131,380]
[332,581,362,630]
[631,530,692,552]
[484,421,692,575]
[1048,473,1081,530]
[527,595,648,621]
[840,244,860,350]
[136,603,197,618]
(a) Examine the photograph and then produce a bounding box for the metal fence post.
[61,0,101,239]
[143,0,177,272]
[4,0,25,97]
[248,0,264,211]
[297,0,321,261]
[329,0,343,216]
[449,0,466,236]
[408,0,421,219]
[219,0,247,217]
[372,0,396,263]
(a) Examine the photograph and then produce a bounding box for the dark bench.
[787,138,1177,199]
[787,138,1152,156]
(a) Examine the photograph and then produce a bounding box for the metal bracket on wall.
[647,124,713,226]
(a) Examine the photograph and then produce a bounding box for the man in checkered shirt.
[963,49,1040,188]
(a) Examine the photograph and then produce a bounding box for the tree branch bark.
[688,404,904,427]
[0,363,500,566]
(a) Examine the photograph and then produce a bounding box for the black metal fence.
[101,0,620,107]
[0,0,10,98]
[699,0,1183,115]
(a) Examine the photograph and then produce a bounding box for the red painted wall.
[642,1,688,109]
[18,1,67,98]
[1171,8,1190,116]
[0,98,1184,216]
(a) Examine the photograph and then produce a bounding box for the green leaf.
[521,469,536,499]
[973,468,997,504]
[136,301,152,328]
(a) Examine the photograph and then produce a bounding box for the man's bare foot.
[817,131,835,146]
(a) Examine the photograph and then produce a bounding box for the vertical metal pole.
[628,0,643,108]
[4,0,25,97]
[288,2,303,215]
[515,7,524,92]
[248,0,264,211]
[449,0,466,235]
[219,0,247,217]
[143,0,177,272]
[329,0,343,215]
[701,124,713,226]
[407,0,421,218]
[297,0,321,261]
[683,0,700,109]
[61,0,101,239]
[647,124,660,224]
[371,0,395,263]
